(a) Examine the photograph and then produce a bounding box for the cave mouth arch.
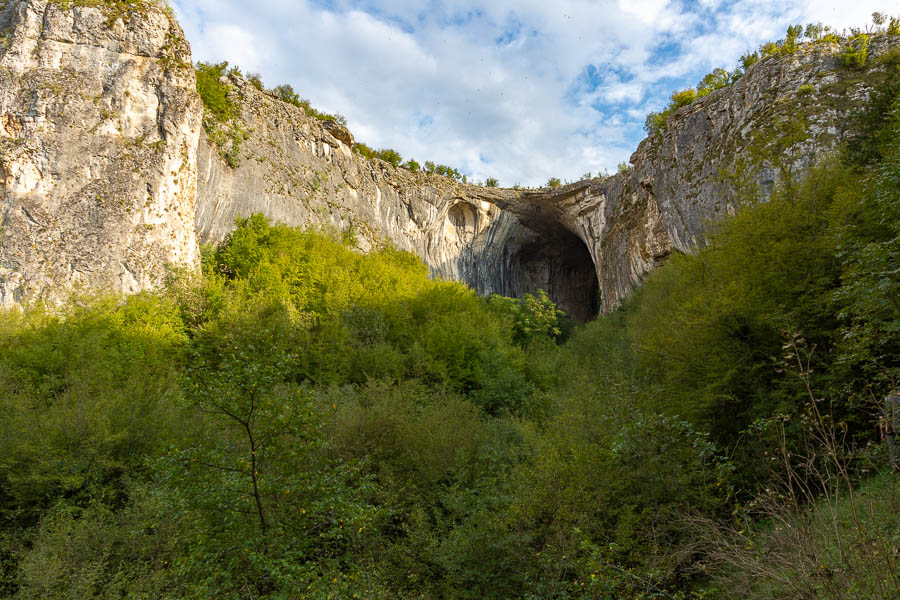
[509,226,599,323]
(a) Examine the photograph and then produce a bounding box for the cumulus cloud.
[171,0,889,186]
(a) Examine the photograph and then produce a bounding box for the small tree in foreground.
[157,336,376,596]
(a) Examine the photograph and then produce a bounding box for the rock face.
[198,37,893,319]
[561,36,898,312]
[194,76,529,303]
[194,76,606,321]
[0,0,201,306]
[0,0,894,317]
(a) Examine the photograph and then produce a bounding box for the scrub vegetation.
[1,15,899,600]
[645,16,900,138]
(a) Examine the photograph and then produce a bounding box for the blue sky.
[171,0,889,187]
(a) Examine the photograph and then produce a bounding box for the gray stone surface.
[0,0,201,306]
[1,0,895,318]
[567,37,897,312]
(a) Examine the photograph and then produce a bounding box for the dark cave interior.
[507,225,599,323]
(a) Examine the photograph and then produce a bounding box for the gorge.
[0,0,894,317]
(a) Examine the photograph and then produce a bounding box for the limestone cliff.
[0,0,895,319]
[198,36,895,318]
[196,75,512,288]
[0,0,200,306]
[563,35,899,312]
[194,75,604,320]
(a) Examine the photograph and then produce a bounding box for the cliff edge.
[0,0,896,318]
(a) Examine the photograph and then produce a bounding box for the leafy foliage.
[270,83,347,124]
[424,160,466,181]
[491,289,565,345]
[195,61,247,167]
[841,33,870,69]
[49,0,169,27]
[3,23,900,600]
[195,61,239,123]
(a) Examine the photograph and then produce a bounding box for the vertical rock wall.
[0,0,894,318]
[561,36,898,312]
[0,0,201,306]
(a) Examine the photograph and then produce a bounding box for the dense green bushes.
[1,67,899,599]
[269,82,347,124]
[195,61,239,123]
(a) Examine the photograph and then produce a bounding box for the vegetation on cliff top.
[644,14,900,138]
[196,64,493,184]
[1,9,900,599]
[49,0,175,26]
[195,61,248,167]
[1,66,899,597]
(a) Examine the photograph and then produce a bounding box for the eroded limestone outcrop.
[0,0,201,306]
[198,35,894,318]
[0,0,895,319]
[562,36,898,312]
[194,75,606,320]
[194,75,531,304]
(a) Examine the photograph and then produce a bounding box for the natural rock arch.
[498,221,599,323]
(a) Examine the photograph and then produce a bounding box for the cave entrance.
[512,227,599,323]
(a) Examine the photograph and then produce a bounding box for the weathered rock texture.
[561,36,900,312]
[0,0,201,306]
[195,76,607,319]
[199,37,895,318]
[0,0,896,318]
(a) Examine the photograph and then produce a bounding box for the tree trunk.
[886,393,899,472]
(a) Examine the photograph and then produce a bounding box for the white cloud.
[171,0,891,187]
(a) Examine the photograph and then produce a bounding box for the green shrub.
[546,177,561,188]
[270,83,346,124]
[490,289,564,346]
[485,177,499,187]
[246,72,264,91]
[841,33,869,69]
[644,110,667,137]
[671,87,697,108]
[760,41,780,58]
[375,148,402,167]
[782,24,803,54]
[212,214,429,316]
[889,17,900,35]
[0,295,188,527]
[644,88,698,137]
[741,51,760,69]
[804,22,824,40]
[195,62,248,167]
[354,142,376,159]
[697,68,731,97]
[195,61,238,123]
[11,490,183,599]
[50,0,168,26]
